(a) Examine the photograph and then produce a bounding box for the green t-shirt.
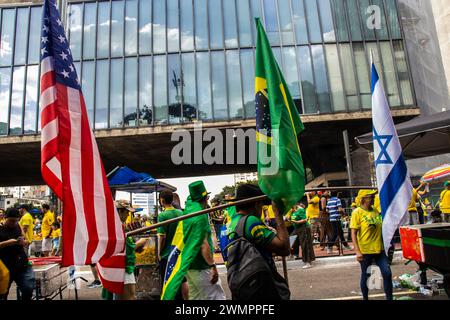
[186,213,214,270]
[227,214,276,247]
[157,207,183,259]
[291,208,309,228]
[125,236,136,274]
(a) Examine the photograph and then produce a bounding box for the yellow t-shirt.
[350,207,383,255]
[260,205,276,221]
[41,210,55,238]
[373,195,381,215]
[408,188,419,212]
[440,189,450,214]
[51,228,61,239]
[306,196,320,219]
[145,221,152,227]
[126,212,133,225]
[19,212,34,243]
[284,209,294,228]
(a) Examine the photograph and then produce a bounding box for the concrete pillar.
[351,147,375,186]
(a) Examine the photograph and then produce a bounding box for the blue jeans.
[359,253,393,300]
[1,266,35,300]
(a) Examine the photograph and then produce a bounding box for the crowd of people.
[0,179,448,300]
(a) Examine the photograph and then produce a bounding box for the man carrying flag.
[39,0,125,295]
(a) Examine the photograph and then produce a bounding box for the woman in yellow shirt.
[350,189,393,300]
[440,181,450,223]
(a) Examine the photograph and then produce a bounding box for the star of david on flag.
[373,128,393,165]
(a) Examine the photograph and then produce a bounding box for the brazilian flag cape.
[160,197,210,300]
[255,18,305,214]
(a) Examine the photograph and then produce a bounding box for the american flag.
[39,0,125,294]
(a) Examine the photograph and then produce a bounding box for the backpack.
[225,215,290,300]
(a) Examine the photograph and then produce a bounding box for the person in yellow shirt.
[41,204,55,257]
[440,181,450,223]
[306,191,320,242]
[0,210,5,225]
[261,204,276,228]
[18,204,34,256]
[51,222,61,256]
[350,189,392,300]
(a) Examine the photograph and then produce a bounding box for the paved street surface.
[7,255,448,300]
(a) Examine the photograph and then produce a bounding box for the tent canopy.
[107,166,176,194]
[355,110,450,159]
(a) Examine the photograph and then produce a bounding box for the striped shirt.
[326,197,342,221]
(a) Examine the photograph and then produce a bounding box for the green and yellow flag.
[255,18,305,214]
[160,198,210,300]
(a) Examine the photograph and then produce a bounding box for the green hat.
[445,181,450,187]
[188,181,210,202]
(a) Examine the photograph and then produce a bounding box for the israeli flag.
[371,63,412,255]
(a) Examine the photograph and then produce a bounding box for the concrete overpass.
[0,108,420,187]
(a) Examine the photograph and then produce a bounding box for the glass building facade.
[0,0,416,135]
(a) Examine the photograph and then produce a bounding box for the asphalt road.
[7,257,448,300]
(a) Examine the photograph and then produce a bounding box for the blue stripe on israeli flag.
[371,63,412,254]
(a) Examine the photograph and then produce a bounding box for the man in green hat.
[440,181,450,223]
[183,181,226,300]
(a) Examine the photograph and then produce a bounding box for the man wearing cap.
[440,181,450,223]
[183,181,226,300]
[226,184,291,299]
[350,189,393,300]
[40,203,55,257]
[0,208,35,300]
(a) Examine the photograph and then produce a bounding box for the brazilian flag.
[160,198,210,300]
[255,18,305,214]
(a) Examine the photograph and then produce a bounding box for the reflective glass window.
[237,0,252,47]
[339,44,359,110]
[297,46,317,114]
[167,0,179,52]
[263,0,279,45]
[139,0,152,54]
[95,60,109,129]
[311,45,331,113]
[317,0,335,42]
[97,2,110,59]
[282,47,301,113]
[277,0,294,45]
[29,6,43,64]
[111,0,124,57]
[153,55,167,124]
[272,47,282,67]
[139,56,152,126]
[0,67,11,135]
[194,0,208,50]
[224,0,238,48]
[124,58,138,126]
[74,62,81,84]
[14,8,29,66]
[346,0,362,41]
[250,0,263,44]
[153,0,166,53]
[359,0,376,40]
[393,41,413,105]
[181,53,196,122]
[226,50,243,119]
[24,65,38,134]
[0,9,15,66]
[196,52,212,120]
[209,0,224,49]
[168,54,181,123]
[180,0,194,51]
[353,43,370,109]
[305,0,322,43]
[331,0,348,42]
[379,42,400,106]
[83,3,97,59]
[125,0,138,55]
[371,0,389,40]
[291,0,308,45]
[385,0,401,39]
[211,51,227,120]
[9,66,25,135]
[240,49,255,118]
[81,61,95,125]
[110,58,123,128]
[325,45,345,112]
